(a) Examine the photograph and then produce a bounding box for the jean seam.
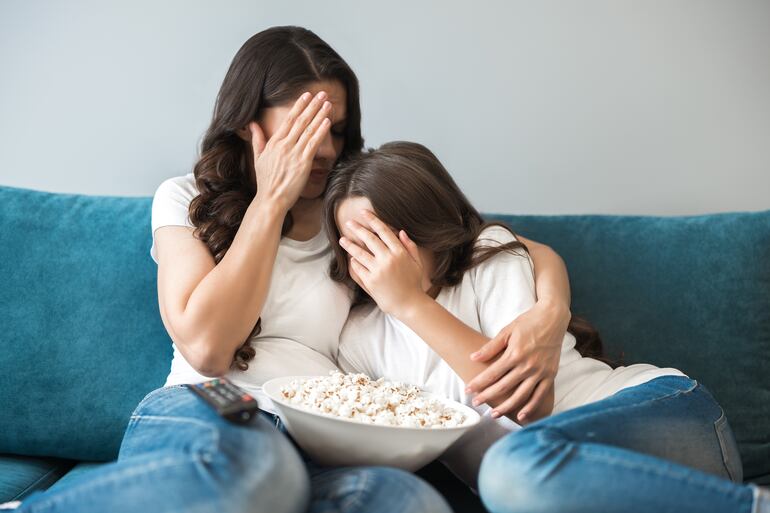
[577,447,747,499]
[545,377,699,431]
[713,409,739,482]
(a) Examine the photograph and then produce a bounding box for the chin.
[299,181,327,200]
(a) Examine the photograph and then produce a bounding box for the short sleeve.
[150,173,198,264]
[472,226,538,338]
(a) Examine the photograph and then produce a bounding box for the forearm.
[396,295,518,421]
[180,199,284,374]
[519,236,571,325]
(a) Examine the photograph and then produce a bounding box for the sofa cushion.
[0,186,173,462]
[0,454,75,503]
[496,211,770,484]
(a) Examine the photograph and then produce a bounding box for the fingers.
[301,117,331,162]
[517,378,552,422]
[271,91,313,141]
[470,365,528,407]
[339,237,376,270]
[346,220,389,258]
[469,332,509,364]
[399,231,420,263]
[285,91,329,144]
[349,258,372,289]
[360,210,403,253]
[248,122,267,157]
[490,375,539,419]
[297,100,331,150]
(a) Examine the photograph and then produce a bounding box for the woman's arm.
[464,235,571,420]
[156,92,332,376]
[155,201,284,377]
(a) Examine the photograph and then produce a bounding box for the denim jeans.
[479,375,770,513]
[17,384,451,513]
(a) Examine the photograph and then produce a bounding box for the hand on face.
[245,81,347,212]
[339,209,427,317]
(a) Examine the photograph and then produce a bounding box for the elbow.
[181,336,232,378]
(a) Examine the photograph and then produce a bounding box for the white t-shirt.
[150,173,351,413]
[337,225,685,490]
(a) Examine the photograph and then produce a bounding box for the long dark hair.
[189,26,363,371]
[323,141,605,360]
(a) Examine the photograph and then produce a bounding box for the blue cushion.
[495,211,770,484]
[0,454,75,503]
[0,185,172,462]
[0,183,767,486]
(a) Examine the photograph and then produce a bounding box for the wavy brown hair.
[188,26,363,371]
[323,141,606,361]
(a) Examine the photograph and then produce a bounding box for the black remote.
[186,378,260,424]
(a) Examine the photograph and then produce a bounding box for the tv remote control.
[186,378,260,424]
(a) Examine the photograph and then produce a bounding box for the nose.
[314,129,337,162]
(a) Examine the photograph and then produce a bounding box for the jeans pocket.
[713,409,743,483]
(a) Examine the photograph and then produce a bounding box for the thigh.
[529,375,742,482]
[118,385,312,512]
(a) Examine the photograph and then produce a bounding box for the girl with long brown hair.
[325,141,769,511]
[8,26,574,513]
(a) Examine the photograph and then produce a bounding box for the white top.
[150,173,350,413]
[337,225,685,490]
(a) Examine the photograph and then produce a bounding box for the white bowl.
[262,375,481,471]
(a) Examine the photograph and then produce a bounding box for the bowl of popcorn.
[262,371,481,470]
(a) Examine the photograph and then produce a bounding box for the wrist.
[391,292,433,325]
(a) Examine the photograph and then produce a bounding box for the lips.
[310,168,329,179]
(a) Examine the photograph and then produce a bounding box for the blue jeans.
[479,375,770,513]
[17,385,451,513]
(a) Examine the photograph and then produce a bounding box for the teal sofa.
[1,183,768,512]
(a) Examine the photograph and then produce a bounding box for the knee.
[478,428,566,513]
[214,417,310,513]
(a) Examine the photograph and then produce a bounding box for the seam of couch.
[12,461,75,501]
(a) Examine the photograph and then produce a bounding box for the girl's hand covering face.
[339,210,426,316]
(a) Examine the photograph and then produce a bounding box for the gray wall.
[1,0,768,215]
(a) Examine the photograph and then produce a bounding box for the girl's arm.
[395,294,554,423]
[464,235,571,420]
[341,213,554,423]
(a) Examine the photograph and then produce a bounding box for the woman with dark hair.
[325,141,770,512]
[6,27,573,513]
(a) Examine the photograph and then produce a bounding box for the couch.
[1,183,768,512]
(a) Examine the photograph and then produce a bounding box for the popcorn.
[279,371,467,428]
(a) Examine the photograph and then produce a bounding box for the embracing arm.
[463,235,571,421]
[517,235,571,316]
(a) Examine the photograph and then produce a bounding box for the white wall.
[1,0,768,215]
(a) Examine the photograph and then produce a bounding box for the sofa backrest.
[497,212,770,484]
[1,185,768,484]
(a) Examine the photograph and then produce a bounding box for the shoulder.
[469,225,535,293]
[472,225,531,269]
[153,172,198,207]
[151,173,198,230]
